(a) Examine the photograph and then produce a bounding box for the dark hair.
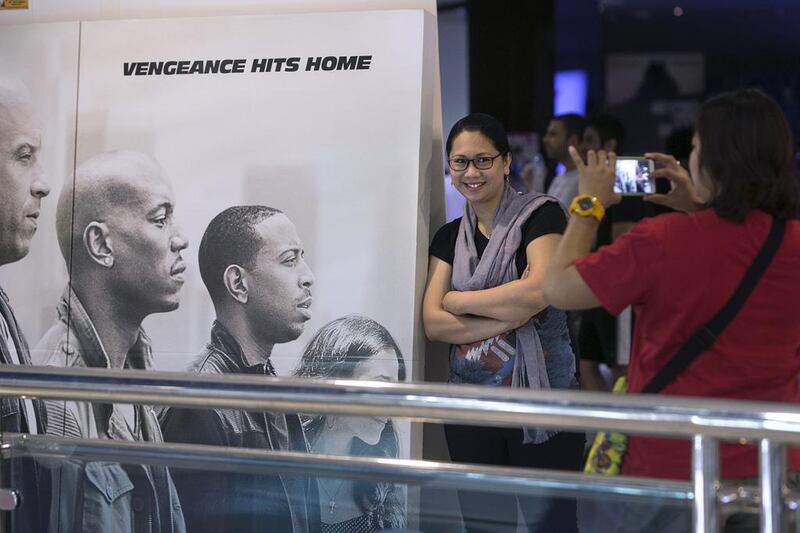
[587,114,625,153]
[665,125,694,163]
[198,205,282,302]
[553,113,587,141]
[295,314,406,529]
[445,113,510,157]
[295,314,406,402]
[696,88,799,222]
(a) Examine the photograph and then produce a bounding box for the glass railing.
[4,433,695,533]
[0,365,799,532]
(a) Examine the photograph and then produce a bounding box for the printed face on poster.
[0,22,79,342]
[1,10,431,473]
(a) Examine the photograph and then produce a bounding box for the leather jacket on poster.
[0,286,46,433]
[0,285,49,533]
[159,321,321,533]
[36,288,185,533]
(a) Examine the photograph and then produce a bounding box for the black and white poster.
[0,9,438,531]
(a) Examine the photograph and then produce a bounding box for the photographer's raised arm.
[543,215,602,310]
[544,147,620,311]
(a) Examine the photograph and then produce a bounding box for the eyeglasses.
[448,153,503,172]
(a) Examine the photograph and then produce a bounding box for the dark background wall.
[467,0,554,133]
[439,0,800,151]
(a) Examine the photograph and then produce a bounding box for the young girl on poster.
[295,314,406,533]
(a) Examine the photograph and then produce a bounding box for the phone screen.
[614,157,654,195]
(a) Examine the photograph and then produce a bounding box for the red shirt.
[575,209,800,480]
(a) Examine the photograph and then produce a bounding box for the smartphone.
[614,157,655,195]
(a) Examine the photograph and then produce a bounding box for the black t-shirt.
[429,201,567,275]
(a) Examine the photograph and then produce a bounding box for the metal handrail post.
[693,434,720,533]
[760,439,787,533]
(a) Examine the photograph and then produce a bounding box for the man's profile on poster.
[0,75,51,533]
[160,205,320,533]
[36,149,187,533]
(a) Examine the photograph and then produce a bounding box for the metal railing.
[1,365,800,532]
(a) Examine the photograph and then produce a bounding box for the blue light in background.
[554,69,588,115]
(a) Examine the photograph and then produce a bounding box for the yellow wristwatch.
[568,195,605,222]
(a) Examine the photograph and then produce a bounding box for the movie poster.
[0,10,435,531]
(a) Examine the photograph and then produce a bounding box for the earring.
[103,257,113,267]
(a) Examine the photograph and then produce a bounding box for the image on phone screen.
[614,158,654,195]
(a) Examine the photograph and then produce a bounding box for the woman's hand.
[424,258,533,344]
[569,146,622,208]
[442,290,465,315]
[443,289,531,331]
[644,152,706,213]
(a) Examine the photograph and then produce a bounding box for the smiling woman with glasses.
[422,113,583,533]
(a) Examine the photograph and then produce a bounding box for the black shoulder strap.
[642,217,786,394]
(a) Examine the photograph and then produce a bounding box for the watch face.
[577,197,595,211]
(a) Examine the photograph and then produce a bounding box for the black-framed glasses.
[447,153,503,172]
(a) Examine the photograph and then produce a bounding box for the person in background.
[543,113,586,207]
[576,113,629,391]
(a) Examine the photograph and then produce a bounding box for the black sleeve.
[428,218,461,265]
[607,196,656,223]
[520,201,567,247]
[160,406,227,446]
[160,408,233,533]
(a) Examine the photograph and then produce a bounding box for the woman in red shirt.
[544,88,800,532]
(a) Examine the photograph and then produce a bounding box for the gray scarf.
[451,184,560,444]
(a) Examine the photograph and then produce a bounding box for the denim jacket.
[160,321,320,533]
[36,288,185,533]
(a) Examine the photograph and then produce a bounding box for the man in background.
[575,114,629,391]
[579,113,623,157]
[576,113,669,392]
[543,113,586,207]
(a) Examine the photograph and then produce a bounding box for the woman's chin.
[351,427,384,448]
[358,431,383,447]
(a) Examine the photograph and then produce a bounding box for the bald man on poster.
[0,76,51,533]
[0,78,49,433]
[36,150,187,533]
